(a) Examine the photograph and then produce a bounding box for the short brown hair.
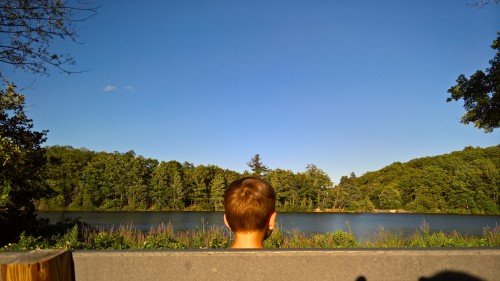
[224,177,276,232]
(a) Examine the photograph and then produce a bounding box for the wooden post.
[0,250,72,281]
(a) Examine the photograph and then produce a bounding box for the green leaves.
[34,143,500,215]
[378,186,402,210]
[247,154,269,177]
[264,166,333,212]
[334,145,499,214]
[151,161,186,210]
[0,84,47,245]
[447,33,500,133]
[79,151,154,211]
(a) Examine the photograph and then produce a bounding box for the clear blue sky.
[5,0,500,182]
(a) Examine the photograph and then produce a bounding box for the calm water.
[38,211,499,241]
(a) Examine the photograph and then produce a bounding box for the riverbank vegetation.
[39,145,499,214]
[2,222,499,251]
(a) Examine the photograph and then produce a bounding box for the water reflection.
[38,211,499,241]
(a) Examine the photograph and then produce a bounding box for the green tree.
[79,150,153,210]
[151,161,186,210]
[189,165,217,209]
[330,173,357,211]
[247,154,269,178]
[447,33,500,132]
[124,155,155,210]
[338,174,366,211]
[0,84,48,245]
[80,152,116,210]
[331,185,348,210]
[41,146,94,210]
[265,169,299,210]
[223,169,241,185]
[347,197,375,212]
[169,170,185,210]
[300,164,332,209]
[378,185,403,210]
[209,173,226,211]
[445,180,477,214]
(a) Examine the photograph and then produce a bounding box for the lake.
[37,211,499,241]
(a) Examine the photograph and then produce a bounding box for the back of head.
[224,177,276,232]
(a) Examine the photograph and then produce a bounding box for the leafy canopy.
[447,33,500,132]
[247,154,269,177]
[0,84,47,245]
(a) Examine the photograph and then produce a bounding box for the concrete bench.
[2,249,498,281]
[72,248,499,281]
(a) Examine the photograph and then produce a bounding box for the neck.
[231,231,265,249]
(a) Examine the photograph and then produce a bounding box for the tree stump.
[0,250,72,281]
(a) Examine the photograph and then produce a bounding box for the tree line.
[39,145,499,214]
[333,146,499,214]
[39,147,332,212]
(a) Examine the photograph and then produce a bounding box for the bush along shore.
[2,221,499,251]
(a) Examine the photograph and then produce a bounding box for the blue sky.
[5,0,500,182]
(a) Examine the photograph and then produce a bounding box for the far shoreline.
[35,209,500,216]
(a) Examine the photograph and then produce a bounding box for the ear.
[223,214,231,230]
[268,212,277,230]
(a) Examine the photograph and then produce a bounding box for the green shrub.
[347,197,375,212]
[207,228,230,249]
[2,232,48,251]
[178,225,231,249]
[483,225,500,246]
[284,230,312,248]
[142,232,185,249]
[3,222,498,250]
[263,228,285,248]
[209,236,230,249]
[406,223,494,248]
[409,231,453,247]
[364,228,406,248]
[54,224,83,249]
[329,230,357,248]
[91,232,130,249]
[311,230,357,248]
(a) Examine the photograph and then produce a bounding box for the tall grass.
[3,222,499,250]
[364,222,499,248]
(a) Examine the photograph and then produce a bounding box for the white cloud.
[103,85,116,92]
[124,85,135,92]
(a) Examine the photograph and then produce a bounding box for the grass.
[2,221,499,251]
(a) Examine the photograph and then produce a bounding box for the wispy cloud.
[103,85,116,92]
[124,85,135,92]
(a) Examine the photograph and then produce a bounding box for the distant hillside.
[39,145,499,214]
[334,146,499,214]
[39,146,333,212]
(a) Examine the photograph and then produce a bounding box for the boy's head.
[223,177,276,233]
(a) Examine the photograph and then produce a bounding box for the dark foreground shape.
[419,270,485,281]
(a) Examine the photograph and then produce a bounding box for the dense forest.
[334,146,499,214]
[38,145,499,214]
